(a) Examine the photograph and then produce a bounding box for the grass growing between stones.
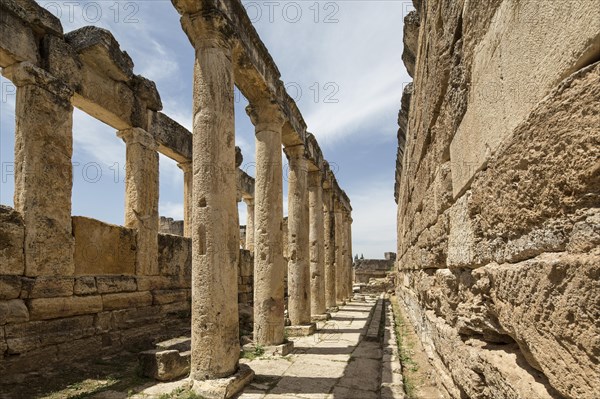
[242,344,265,360]
[390,296,419,399]
[158,386,205,399]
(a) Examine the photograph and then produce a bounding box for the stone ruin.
[0,0,355,395]
[353,252,396,284]
[395,0,599,398]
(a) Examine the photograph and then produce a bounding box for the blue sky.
[0,1,413,258]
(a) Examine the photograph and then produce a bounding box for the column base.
[336,301,346,306]
[328,306,340,313]
[190,363,254,399]
[286,323,317,337]
[243,341,294,357]
[311,313,331,322]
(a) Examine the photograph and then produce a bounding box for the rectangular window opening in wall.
[71,108,126,226]
[158,153,184,236]
[0,75,16,208]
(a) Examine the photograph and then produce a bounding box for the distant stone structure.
[353,253,395,284]
[395,1,600,398]
[159,217,184,236]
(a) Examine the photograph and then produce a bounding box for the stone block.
[57,335,103,363]
[73,216,136,276]
[0,326,6,355]
[136,275,190,291]
[0,9,38,67]
[158,234,191,276]
[74,277,97,295]
[0,300,29,325]
[0,206,25,275]
[102,291,153,311]
[466,63,600,265]
[5,315,95,354]
[285,323,316,337]
[94,311,113,332]
[20,277,74,298]
[96,276,137,293]
[27,296,102,321]
[0,276,22,300]
[450,0,600,196]
[190,364,254,399]
[152,290,187,305]
[138,349,191,381]
[111,306,162,329]
[159,301,190,316]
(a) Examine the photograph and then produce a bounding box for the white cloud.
[160,201,184,220]
[347,180,397,259]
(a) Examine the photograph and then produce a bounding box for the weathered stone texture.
[0,206,24,276]
[27,295,103,321]
[158,233,191,277]
[7,63,75,277]
[396,1,600,398]
[73,217,136,276]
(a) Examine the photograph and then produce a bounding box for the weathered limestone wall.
[1,210,192,384]
[354,256,394,284]
[395,1,600,398]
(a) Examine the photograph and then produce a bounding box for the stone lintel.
[285,323,317,337]
[0,0,63,37]
[3,61,72,101]
[149,112,192,162]
[65,26,134,82]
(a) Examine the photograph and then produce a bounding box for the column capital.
[118,127,158,150]
[4,62,73,102]
[177,160,193,173]
[180,8,235,51]
[246,98,285,132]
[284,144,306,160]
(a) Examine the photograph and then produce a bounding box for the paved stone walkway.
[236,298,403,399]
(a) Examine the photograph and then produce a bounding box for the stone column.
[346,213,354,298]
[334,199,345,305]
[323,186,337,310]
[118,128,159,276]
[286,145,313,333]
[308,170,327,319]
[247,98,287,348]
[244,198,255,253]
[5,62,74,277]
[177,161,192,238]
[188,25,240,380]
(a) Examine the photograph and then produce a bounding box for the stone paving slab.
[236,300,391,399]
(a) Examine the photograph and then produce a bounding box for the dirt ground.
[390,296,448,399]
[1,352,156,399]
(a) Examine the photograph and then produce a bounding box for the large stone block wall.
[395,1,600,398]
[0,206,192,385]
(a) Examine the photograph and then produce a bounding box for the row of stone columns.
[175,6,353,394]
